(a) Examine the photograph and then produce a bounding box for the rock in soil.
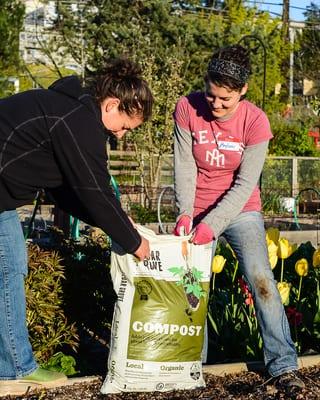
[1,366,320,400]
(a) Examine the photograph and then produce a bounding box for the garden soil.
[1,366,320,400]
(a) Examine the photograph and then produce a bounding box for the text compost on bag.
[101,226,212,394]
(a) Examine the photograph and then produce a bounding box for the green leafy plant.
[207,242,263,363]
[42,352,77,376]
[272,240,320,354]
[268,114,318,157]
[26,244,79,363]
[207,233,320,364]
[129,203,158,224]
[40,227,115,376]
[261,190,284,215]
[129,203,175,224]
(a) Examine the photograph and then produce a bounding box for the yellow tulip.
[267,238,278,269]
[295,258,308,277]
[277,238,296,259]
[277,238,296,283]
[313,248,320,268]
[277,282,291,305]
[211,255,226,274]
[295,258,308,301]
[266,227,280,245]
[269,254,278,270]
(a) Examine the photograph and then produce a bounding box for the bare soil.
[2,366,320,400]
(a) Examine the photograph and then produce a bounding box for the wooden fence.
[108,150,174,187]
[108,150,140,177]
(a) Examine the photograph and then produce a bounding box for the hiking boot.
[0,367,67,396]
[274,371,305,390]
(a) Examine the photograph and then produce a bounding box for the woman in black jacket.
[0,58,153,393]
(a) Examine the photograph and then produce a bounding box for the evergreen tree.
[296,2,320,82]
[0,0,25,96]
[49,0,296,162]
[0,0,25,70]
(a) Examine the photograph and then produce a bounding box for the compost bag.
[101,225,212,394]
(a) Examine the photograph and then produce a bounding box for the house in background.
[19,0,82,73]
[19,0,57,64]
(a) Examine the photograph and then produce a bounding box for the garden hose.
[110,175,121,201]
[157,185,174,234]
[71,214,83,260]
[293,188,320,230]
[70,215,80,240]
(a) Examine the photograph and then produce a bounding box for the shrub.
[130,203,175,224]
[45,228,115,345]
[268,114,318,157]
[26,244,79,363]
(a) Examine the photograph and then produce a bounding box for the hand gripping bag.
[101,225,212,394]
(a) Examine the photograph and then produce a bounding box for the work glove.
[173,215,192,236]
[191,222,214,245]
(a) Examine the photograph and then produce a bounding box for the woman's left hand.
[190,222,214,245]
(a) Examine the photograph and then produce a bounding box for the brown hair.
[93,58,153,121]
[206,44,251,91]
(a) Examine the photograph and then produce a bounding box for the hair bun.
[104,58,142,80]
[91,57,153,122]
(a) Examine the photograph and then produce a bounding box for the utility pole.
[289,25,295,104]
[282,0,290,42]
[282,0,291,103]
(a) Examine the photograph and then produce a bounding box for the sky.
[245,1,320,21]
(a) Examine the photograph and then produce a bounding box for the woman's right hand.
[134,236,150,261]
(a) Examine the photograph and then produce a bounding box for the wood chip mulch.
[1,366,320,400]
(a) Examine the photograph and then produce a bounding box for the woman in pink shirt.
[173,44,303,391]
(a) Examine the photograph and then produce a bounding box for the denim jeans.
[218,211,298,377]
[0,210,37,379]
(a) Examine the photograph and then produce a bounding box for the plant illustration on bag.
[169,241,206,311]
[168,265,206,311]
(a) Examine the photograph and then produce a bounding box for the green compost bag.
[101,225,212,394]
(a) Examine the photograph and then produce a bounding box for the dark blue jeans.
[0,210,37,379]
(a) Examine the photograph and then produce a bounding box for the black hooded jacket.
[0,76,141,253]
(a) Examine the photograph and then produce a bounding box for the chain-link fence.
[261,157,320,215]
[109,152,320,216]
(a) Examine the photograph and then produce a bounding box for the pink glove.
[191,222,214,245]
[174,215,192,236]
